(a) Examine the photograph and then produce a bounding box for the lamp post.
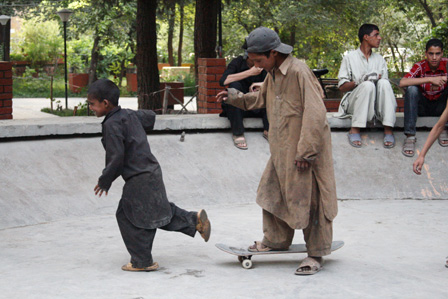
[57,9,73,110]
[0,15,11,61]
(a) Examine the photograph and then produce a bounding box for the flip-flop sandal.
[295,257,323,275]
[438,129,448,147]
[233,135,248,150]
[383,134,395,149]
[347,132,362,148]
[121,262,159,272]
[402,136,416,157]
[248,241,274,252]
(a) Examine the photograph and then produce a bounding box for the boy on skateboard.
[89,79,211,272]
[216,27,338,275]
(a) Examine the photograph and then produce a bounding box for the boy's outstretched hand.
[94,184,108,197]
[413,156,424,175]
[216,90,228,102]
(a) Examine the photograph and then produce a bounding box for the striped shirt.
[404,58,448,100]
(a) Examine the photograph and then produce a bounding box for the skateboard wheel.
[242,259,253,269]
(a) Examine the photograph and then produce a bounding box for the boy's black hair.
[426,39,443,51]
[88,78,120,106]
[358,24,379,43]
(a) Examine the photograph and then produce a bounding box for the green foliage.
[68,35,92,73]
[16,18,63,68]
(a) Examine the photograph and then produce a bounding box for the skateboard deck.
[216,240,344,269]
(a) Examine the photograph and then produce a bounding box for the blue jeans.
[404,86,448,135]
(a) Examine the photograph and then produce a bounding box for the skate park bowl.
[1,114,448,229]
[1,114,448,298]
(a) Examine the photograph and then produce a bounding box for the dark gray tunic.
[99,106,172,229]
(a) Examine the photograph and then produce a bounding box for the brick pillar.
[197,58,226,114]
[0,62,13,120]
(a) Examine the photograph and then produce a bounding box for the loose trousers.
[346,79,397,128]
[261,177,333,257]
[116,200,197,268]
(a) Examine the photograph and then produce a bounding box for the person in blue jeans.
[400,39,448,157]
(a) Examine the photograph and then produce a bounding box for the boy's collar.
[102,105,121,124]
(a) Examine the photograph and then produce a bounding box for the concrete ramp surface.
[1,131,448,298]
[2,131,448,229]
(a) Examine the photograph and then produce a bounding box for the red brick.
[0,78,12,86]
[0,114,12,119]
[204,88,219,96]
[4,85,12,92]
[198,66,207,74]
[0,62,12,71]
[0,86,3,93]
[199,74,216,81]
[0,107,12,114]
[200,58,226,67]
[204,81,222,89]
[2,99,12,107]
[203,67,225,74]
[4,70,12,78]
[0,93,12,100]
[0,72,3,78]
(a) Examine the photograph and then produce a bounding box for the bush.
[15,18,63,68]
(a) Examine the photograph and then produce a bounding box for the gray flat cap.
[243,27,293,54]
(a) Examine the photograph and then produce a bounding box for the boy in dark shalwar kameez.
[88,79,211,272]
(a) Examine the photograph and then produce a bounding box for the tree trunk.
[88,34,101,85]
[177,2,185,66]
[417,0,437,28]
[289,26,296,56]
[167,0,176,66]
[194,0,219,80]
[137,0,161,111]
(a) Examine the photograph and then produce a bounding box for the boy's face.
[248,51,277,72]
[426,46,443,70]
[87,95,112,117]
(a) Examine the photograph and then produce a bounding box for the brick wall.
[197,58,226,114]
[0,62,13,120]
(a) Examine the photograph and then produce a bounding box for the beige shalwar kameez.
[336,48,397,127]
[226,55,338,256]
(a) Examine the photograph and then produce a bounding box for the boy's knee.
[358,80,376,92]
[405,85,420,97]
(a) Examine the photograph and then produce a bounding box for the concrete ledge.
[0,112,441,139]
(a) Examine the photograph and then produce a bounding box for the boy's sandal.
[402,136,416,157]
[438,129,448,147]
[233,135,248,150]
[248,241,274,252]
[295,257,323,275]
[121,262,159,272]
[347,132,362,148]
[196,209,211,242]
[383,134,395,149]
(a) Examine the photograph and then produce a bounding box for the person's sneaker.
[121,262,159,272]
[196,209,211,242]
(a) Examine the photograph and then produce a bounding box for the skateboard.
[216,240,344,269]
